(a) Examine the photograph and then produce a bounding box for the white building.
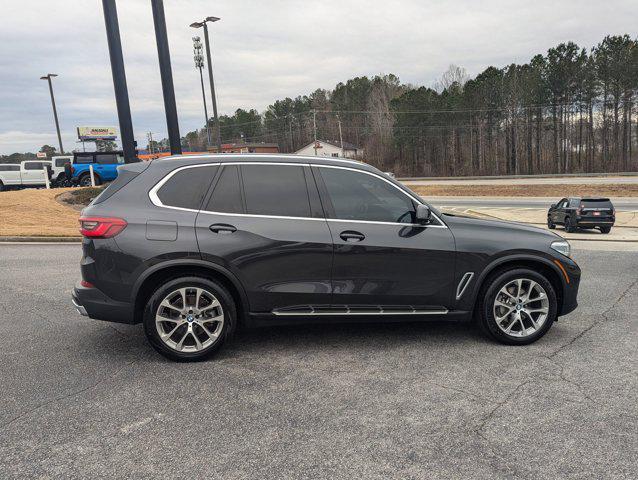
[295,140,362,159]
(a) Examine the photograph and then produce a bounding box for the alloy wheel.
[493,278,549,338]
[155,287,224,352]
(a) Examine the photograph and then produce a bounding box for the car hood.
[442,213,563,240]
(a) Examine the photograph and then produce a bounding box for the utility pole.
[193,36,211,148]
[312,110,318,155]
[151,0,181,155]
[190,17,222,152]
[147,131,154,153]
[40,74,64,154]
[336,114,344,157]
[101,0,137,163]
[288,114,294,152]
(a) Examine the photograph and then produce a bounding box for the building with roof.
[294,140,362,159]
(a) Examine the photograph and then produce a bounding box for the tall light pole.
[40,74,64,154]
[190,17,222,152]
[193,36,211,148]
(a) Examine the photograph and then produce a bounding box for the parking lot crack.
[0,358,139,433]
[549,277,638,359]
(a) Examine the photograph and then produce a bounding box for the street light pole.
[40,74,64,154]
[190,17,222,152]
[193,36,211,148]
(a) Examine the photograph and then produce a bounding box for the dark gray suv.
[72,155,580,361]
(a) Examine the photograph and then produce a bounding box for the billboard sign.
[36,152,47,158]
[77,126,118,141]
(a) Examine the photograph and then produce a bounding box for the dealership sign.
[77,126,118,141]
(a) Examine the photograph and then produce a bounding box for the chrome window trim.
[148,161,447,228]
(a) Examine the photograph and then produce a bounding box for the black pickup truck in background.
[548,197,615,233]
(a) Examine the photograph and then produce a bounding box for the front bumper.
[72,281,135,324]
[557,257,581,316]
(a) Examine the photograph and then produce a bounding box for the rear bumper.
[575,217,614,228]
[72,281,135,324]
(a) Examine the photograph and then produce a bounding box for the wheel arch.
[469,255,566,316]
[131,260,249,325]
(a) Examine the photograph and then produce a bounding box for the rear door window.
[156,165,218,210]
[55,158,71,167]
[75,154,94,164]
[241,164,311,218]
[24,162,43,170]
[96,154,118,165]
[0,165,20,171]
[205,165,243,213]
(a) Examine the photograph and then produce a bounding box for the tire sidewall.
[547,216,555,229]
[480,268,558,345]
[143,276,236,361]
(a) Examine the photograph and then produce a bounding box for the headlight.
[551,240,571,258]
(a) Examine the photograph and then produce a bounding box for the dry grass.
[0,188,81,237]
[409,183,638,198]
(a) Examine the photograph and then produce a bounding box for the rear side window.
[206,165,243,213]
[75,154,94,164]
[156,165,218,210]
[24,162,43,170]
[92,168,138,205]
[55,158,70,167]
[96,154,118,165]
[0,165,20,171]
[241,164,311,217]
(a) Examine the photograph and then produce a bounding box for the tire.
[0,180,4,192]
[478,268,558,345]
[79,173,101,187]
[564,216,576,233]
[547,216,555,229]
[599,226,611,234]
[143,276,236,361]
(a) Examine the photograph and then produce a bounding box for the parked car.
[547,197,615,233]
[50,155,73,186]
[66,151,125,186]
[72,154,581,361]
[0,160,52,191]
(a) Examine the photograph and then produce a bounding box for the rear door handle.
[209,223,237,234]
[339,230,365,242]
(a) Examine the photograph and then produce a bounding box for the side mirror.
[415,204,432,224]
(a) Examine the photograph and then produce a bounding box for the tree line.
[178,34,637,176]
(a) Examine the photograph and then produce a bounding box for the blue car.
[68,151,126,186]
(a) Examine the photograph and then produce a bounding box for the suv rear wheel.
[79,173,101,187]
[599,226,611,234]
[478,268,557,345]
[564,216,576,233]
[143,276,236,361]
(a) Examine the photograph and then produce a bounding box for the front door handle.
[339,230,365,242]
[209,223,237,234]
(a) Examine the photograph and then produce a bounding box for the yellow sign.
[77,126,118,140]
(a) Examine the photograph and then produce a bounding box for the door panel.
[328,221,456,308]
[196,213,333,312]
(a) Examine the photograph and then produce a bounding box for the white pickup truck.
[0,160,52,191]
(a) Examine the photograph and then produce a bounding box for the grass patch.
[409,183,638,197]
[62,186,105,206]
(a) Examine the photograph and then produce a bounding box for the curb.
[0,236,82,243]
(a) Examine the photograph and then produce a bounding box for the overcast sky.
[0,0,635,154]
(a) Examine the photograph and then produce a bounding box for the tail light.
[79,217,127,238]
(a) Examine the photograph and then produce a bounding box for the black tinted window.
[206,165,243,213]
[157,166,218,210]
[75,154,94,164]
[241,164,311,217]
[320,167,415,223]
[24,162,43,170]
[0,165,20,171]
[582,199,613,208]
[96,154,118,165]
[55,158,70,167]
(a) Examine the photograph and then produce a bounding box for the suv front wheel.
[478,268,558,345]
[143,276,236,361]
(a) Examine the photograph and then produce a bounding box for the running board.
[272,306,449,316]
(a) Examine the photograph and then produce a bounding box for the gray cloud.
[0,0,635,154]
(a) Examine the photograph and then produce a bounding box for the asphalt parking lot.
[0,244,636,479]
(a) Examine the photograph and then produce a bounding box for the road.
[425,196,638,211]
[1,245,637,479]
[403,175,638,186]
